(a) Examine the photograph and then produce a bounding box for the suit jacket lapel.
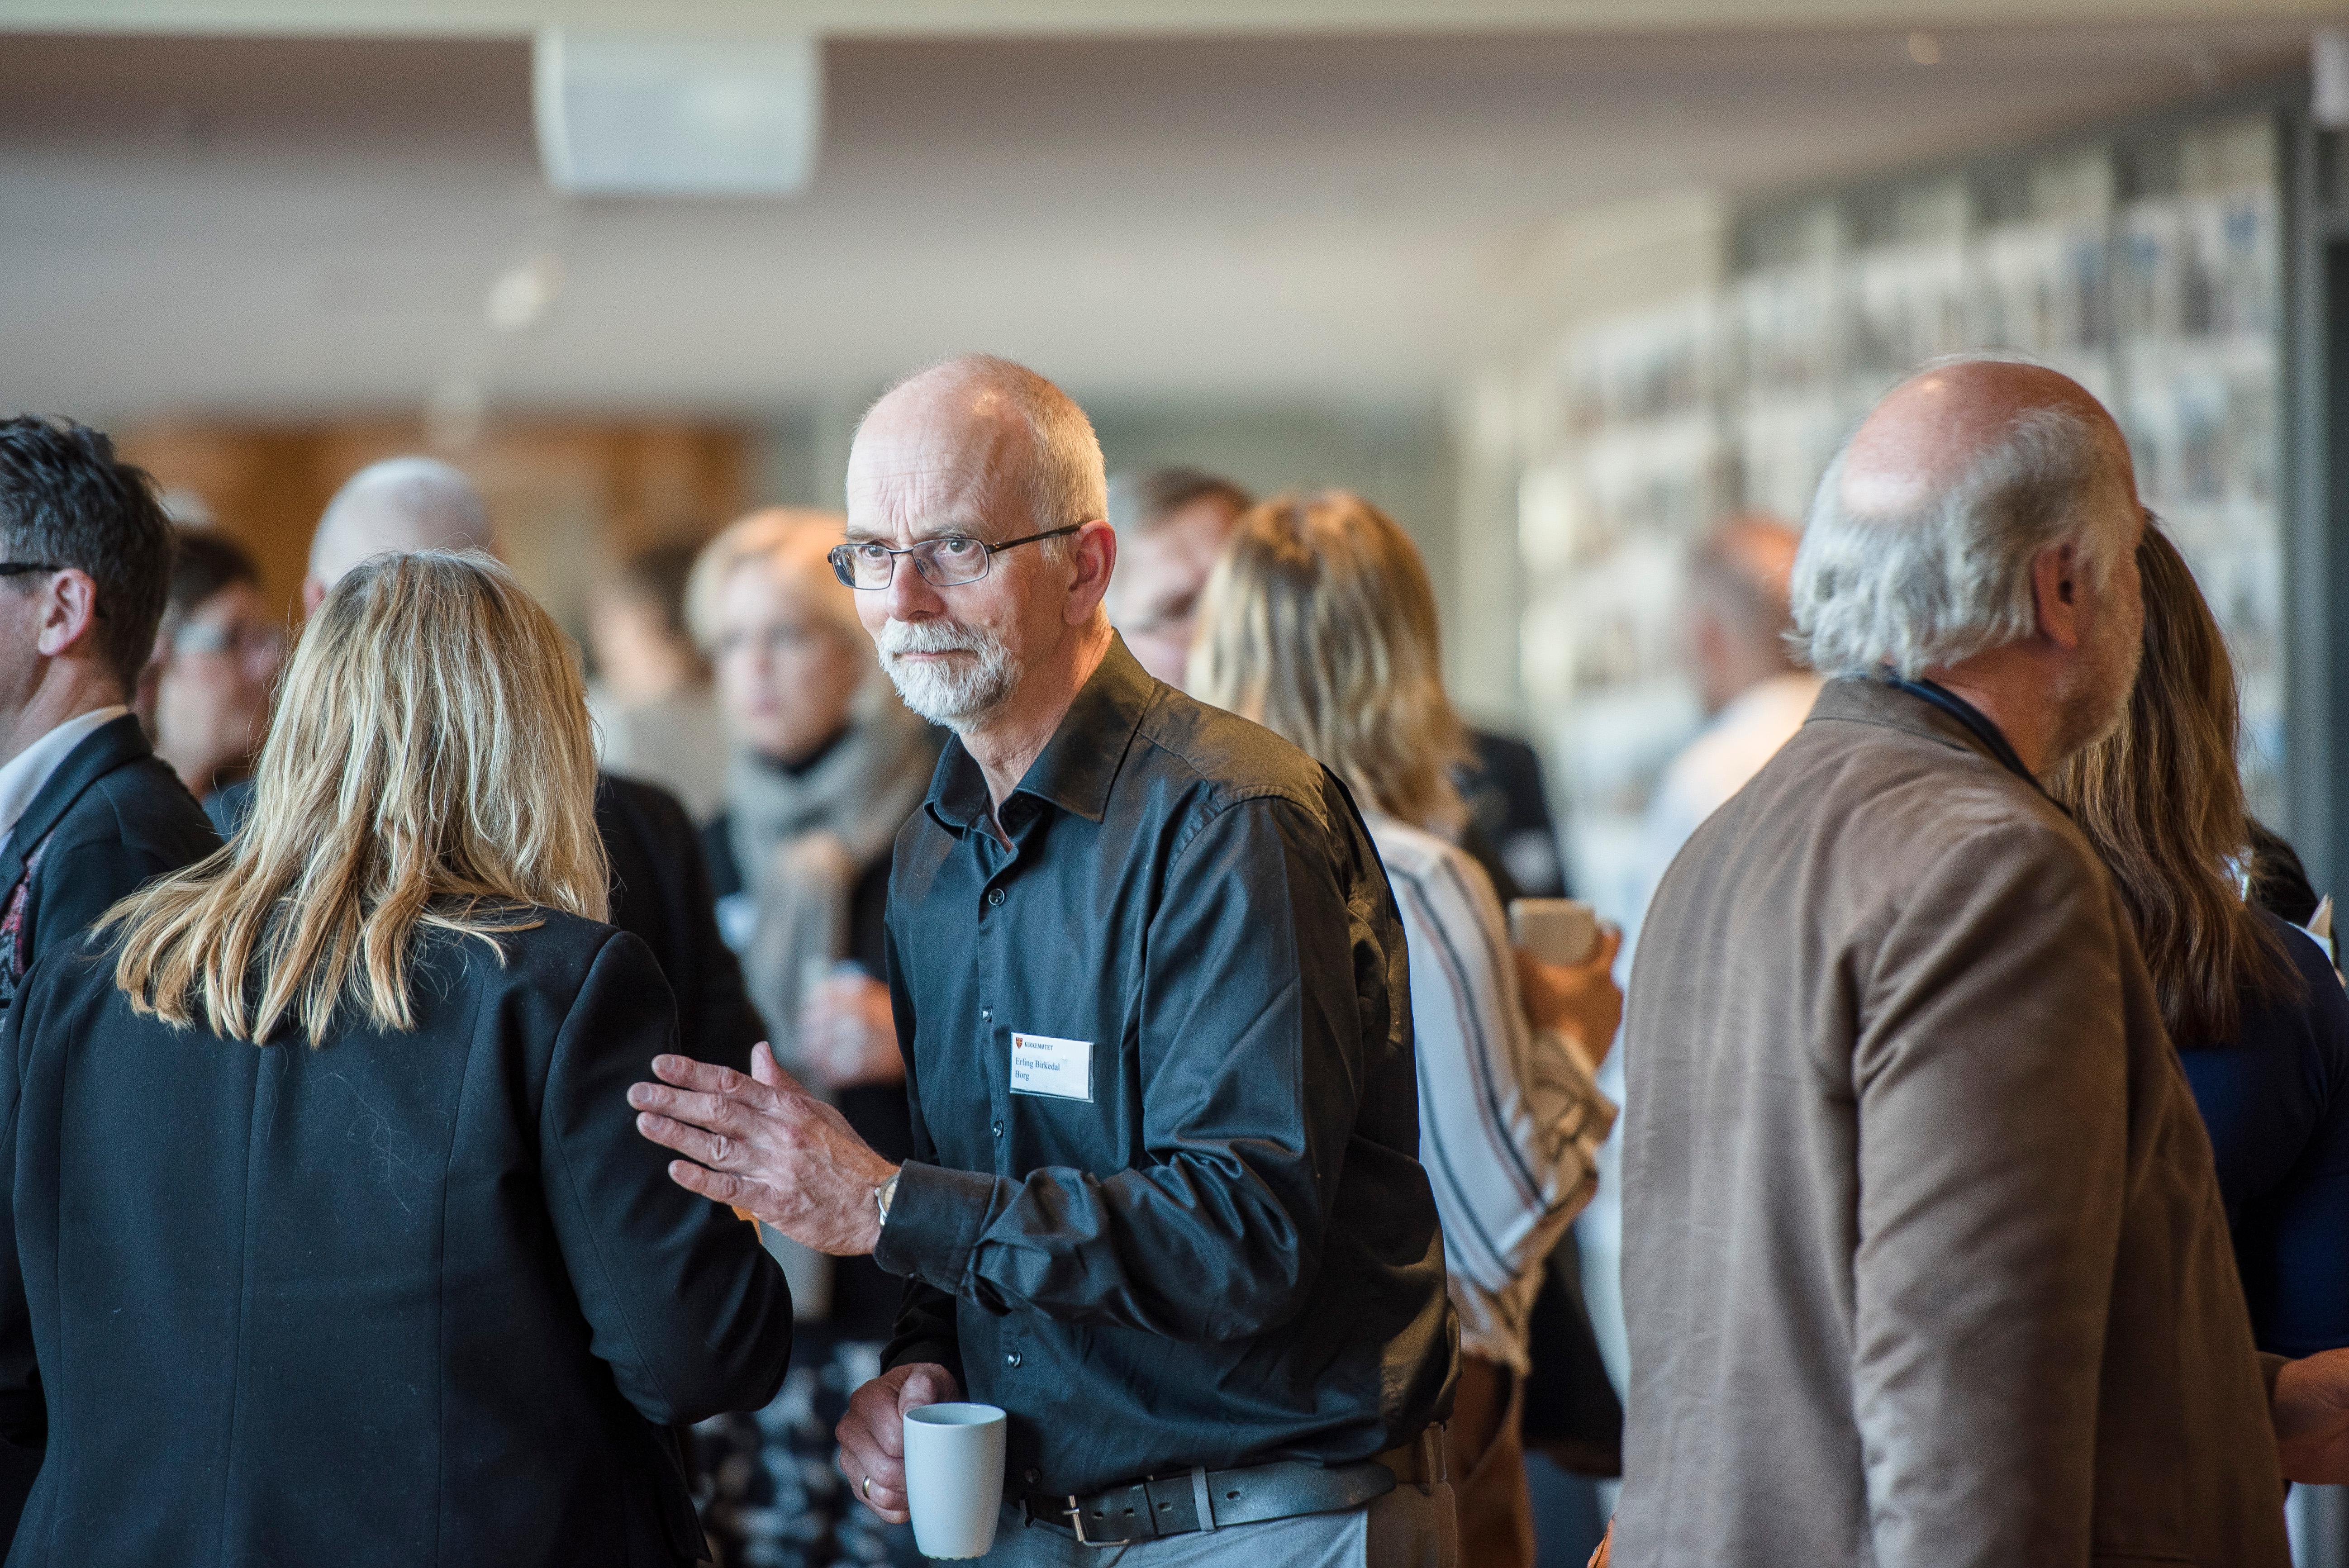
[0,714,151,903]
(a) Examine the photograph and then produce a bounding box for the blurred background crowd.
[14,4,2349,1564]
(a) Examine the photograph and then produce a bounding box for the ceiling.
[0,20,2318,423]
[4,0,2342,37]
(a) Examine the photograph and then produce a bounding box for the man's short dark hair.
[166,527,262,625]
[0,417,175,693]
[1105,467,1253,539]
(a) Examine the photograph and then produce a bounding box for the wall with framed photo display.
[1515,86,2300,928]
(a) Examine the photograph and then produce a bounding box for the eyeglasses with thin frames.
[828,525,1083,591]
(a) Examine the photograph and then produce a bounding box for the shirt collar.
[0,705,129,846]
[922,635,1158,836]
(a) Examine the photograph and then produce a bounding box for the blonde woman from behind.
[0,551,794,1568]
[1190,492,1621,1568]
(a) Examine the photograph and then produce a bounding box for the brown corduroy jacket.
[1615,677,2289,1568]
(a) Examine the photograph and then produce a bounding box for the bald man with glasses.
[632,355,1460,1566]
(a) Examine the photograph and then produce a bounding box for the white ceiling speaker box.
[533,29,823,197]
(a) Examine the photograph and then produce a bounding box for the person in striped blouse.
[1190,489,1621,1568]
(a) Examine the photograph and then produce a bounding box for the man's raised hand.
[629,1042,899,1256]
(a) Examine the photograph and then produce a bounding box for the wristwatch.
[874,1171,901,1230]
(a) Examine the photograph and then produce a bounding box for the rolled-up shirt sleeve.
[876,792,1371,1342]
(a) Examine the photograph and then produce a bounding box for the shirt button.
[986,887,1005,908]
[1025,1468,1041,1486]
[982,1007,993,1022]
[1005,1350,1022,1368]
[992,1120,1004,1138]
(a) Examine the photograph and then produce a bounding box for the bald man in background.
[301,456,491,612]
[1612,357,2349,1567]
[1634,516,1821,908]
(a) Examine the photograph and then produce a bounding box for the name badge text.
[1010,1032,1094,1102]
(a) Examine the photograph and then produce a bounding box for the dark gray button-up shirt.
[873,636,1455,1496]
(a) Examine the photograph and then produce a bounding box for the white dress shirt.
[0,705,128,860]
[1366,808,1616,1375]
[1634,670,1825,922]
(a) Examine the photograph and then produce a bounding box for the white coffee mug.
[1509,897,1600,966]
[902,1402,1008,1560]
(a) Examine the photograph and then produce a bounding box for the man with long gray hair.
[1610,357,2349,1567]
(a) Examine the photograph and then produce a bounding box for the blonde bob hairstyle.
[108,550,609,1044]
[1189,490,1468,833]
[683,507,862,657]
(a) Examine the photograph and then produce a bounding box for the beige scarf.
[725,695,938,1069]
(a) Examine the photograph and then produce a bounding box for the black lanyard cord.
[1878,673,2052,802]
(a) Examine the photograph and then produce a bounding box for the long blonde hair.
[1189,491,1468,832]
[109,550,609,1044]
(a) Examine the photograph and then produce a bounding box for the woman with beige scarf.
[684,508,940,1568]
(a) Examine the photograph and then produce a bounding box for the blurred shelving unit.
[1512,85,2300,917]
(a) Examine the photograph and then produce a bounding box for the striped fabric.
[1367,811,1616,1375]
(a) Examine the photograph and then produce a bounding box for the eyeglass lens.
[832,535,993,590]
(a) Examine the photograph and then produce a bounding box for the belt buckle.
[1061,1495,1098,1547]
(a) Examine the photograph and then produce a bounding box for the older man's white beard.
[876,618,1020,729]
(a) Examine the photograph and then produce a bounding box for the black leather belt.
[1018,1428,1444,1548]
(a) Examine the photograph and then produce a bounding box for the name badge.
[1010,1032,1093,1102]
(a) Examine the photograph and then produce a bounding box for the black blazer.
[597,774,764,1076]
[0,911,793,1568]
[0,715,220,1545]
[211,774,763,1077]
[3,714,218,995]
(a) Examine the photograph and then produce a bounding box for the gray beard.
[876,620,1020,730]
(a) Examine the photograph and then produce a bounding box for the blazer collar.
[0,712,154,894]
[1809,675,2040,787]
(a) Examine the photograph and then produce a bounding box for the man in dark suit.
[0,416,222,1538]
[206,456,763,1075]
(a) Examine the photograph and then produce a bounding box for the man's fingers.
[633,1111,747,1171]
[835,1425,909,1515]
[661,1155,749,1207]
[628,1082,761,1140]
[901,1364,960,1414]
[836,1424,906,1487]
[651,1053,773,1102]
